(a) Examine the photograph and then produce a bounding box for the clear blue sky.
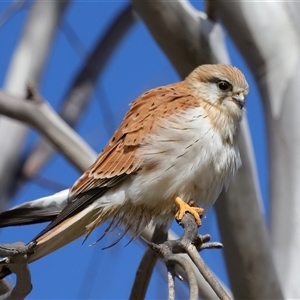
[0,1,267,299]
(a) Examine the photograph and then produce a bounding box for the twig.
[145,213,229,300]
[0,242,35,300]
[167,255,198,300]
[142,226,230,298]
[185,244,230,300]
[130,225,168,300]
[129,249,157,300]
[167,268,175,300]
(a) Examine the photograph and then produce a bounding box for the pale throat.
[200,101,241,145]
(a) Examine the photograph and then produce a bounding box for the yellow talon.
[174,196,204,226]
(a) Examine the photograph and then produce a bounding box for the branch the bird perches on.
[0,212,229,300]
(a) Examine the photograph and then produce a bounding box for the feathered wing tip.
[28,199,162,265]
[30,203,121,263]
[0,203,122,280]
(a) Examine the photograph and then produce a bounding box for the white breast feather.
[127,107,241,212]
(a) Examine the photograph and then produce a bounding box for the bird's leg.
[173,196,204,226]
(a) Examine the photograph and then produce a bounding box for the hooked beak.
[232,92,245,109]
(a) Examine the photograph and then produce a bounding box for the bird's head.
[186,64,249,121]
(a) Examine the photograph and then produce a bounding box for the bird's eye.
[217,81,232,91]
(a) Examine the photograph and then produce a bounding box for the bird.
[0,64,248,278]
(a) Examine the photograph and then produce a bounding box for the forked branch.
[143,213,229,300]
[0,242,35,300]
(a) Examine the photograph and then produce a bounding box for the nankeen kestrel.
[0,64,249,267]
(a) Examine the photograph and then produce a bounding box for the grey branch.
[0,242,35,300]
[205,0,218,21]
[217,1,294,298]
[129,248,158,300]
[145,213,229,300]
[130,225,167,300]
[0,87,96,172]
[167,269,175,300]
[132,0,225,78]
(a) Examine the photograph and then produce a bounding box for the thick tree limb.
[217,1,298,298]
[205,0,217,22]
[215,120,283,299]
[132,0,227,78]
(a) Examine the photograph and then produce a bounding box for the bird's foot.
[173,196,204,226]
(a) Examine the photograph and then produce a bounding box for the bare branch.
[0,281,10,297]
[146,214,228,300]
[0,242,35,299]
[141,226,231,299]
[130,226,167,300]
[215,120,283,299]
[132,0,228,78]
[167,269,175,300]
[167,255,198,300]
[185,245,229,300]
[0,88,96,172]
[216,1,296,298]
[129,249,157,300]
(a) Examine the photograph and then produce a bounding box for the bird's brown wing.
[33,82,200,240]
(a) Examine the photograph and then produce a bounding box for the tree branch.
[0,242,35,299]
[130,225,167,300]
[0,87,96,172]
[216,1,295,298]
[132,0,228,78]
[145,214,229,300]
